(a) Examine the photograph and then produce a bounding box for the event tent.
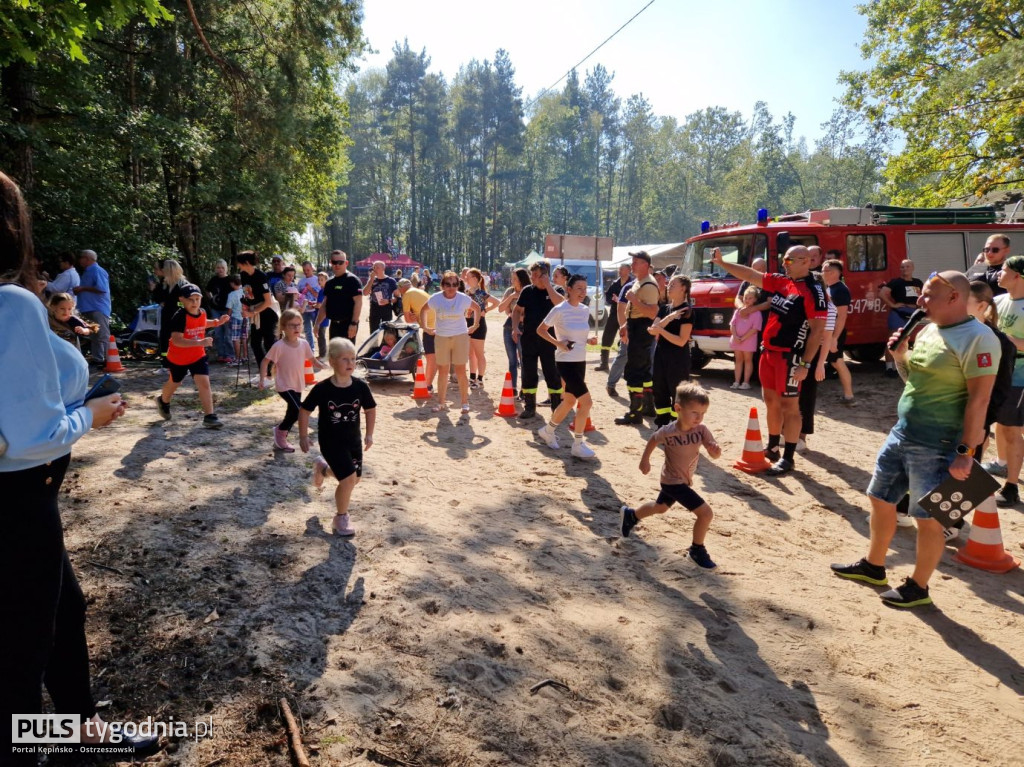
[610,243,687,271]
[353,252,423,279]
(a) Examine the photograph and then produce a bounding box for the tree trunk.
[1,62,36,191]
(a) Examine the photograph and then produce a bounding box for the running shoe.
[896,511,915,528]
[203,414,224,429]
[537,424,560,449]
[795,438,808,453]
[995,483,1020,507]
[943,526,960,543]
[765,446,780,462]
[570,439,595,460]
[880,577,932,608]
[982,460,1008,478]
[332,513,356,537]
[830,558,888,586]
[840,396,856,407]
[765,458,794,476]
[729,381,740,389]
[687,544,717,569]
[155,395,171,420]
[619,505,638,538]
[738,382,751,390]
[606,386,618,398]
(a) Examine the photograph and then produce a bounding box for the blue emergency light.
[701,220,710,233]
[757,208,769,224]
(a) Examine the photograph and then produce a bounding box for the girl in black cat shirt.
[299,337,376,537]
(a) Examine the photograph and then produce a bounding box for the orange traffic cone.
[304,357,315,386]
[568,414,596,432]
[733,406,771,474]
[953,496,1020,573]
[411,357,431,400]
[105,335,125,373]
[494,371,518,416]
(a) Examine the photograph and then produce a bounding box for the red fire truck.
[679,204,1024,368]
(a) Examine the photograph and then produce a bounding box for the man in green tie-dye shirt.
[831,271,1000,608]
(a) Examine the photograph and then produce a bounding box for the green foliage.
[843,0,1024,204]
[0,0,364,317]
[0,0,172,65]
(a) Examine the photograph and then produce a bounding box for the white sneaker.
[730,381,740,389]
[896,512,915,528]
[796,438,808,453]
[943,526,960,543]
[537,424,560,449]
[571,439,595,460]
[739,382,751,390]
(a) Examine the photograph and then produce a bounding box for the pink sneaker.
[312,457,328,489]
[274,427,295,452]
[332,513,355,537]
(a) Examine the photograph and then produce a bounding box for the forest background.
[1,0,1022,318]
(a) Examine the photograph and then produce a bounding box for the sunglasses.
[928,271,956,291]
[782,256,806,264]
[331,260,346,265]
[983,247,1003,253]
[441,281,458,287]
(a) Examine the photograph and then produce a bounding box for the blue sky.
[355,0,870,142]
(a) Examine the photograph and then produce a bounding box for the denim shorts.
[866,429,956,519]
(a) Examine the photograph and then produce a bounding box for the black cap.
[179,283,202,298]
[629,250,651,264]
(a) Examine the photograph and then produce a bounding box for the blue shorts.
[866,429,956,519]
[887,308,916,332]
[656,483,706,511]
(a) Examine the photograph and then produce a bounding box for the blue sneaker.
[619,505,638,538]
[687,544,716,569]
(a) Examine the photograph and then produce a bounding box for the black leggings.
[0,455,96,765]
[278,390,302,431]
[250,313,278,368]
[652,350,691,418]
[520,336,561,395]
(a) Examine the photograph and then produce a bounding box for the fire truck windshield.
[680,234,768,279]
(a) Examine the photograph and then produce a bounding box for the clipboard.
[916,459,1000,527]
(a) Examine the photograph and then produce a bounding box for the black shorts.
[321,440,363,481]
[468,316,487,340]
[557,361,588,398]
[423,332,435,355]
[656,483,705,511]
[996,386,1024,427]
[168,357,210,383]
[826,329,847,364]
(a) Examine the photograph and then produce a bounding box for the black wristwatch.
[349,321,358,327]
[955,444,975,457]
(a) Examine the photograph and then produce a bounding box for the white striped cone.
[733,406,771,474]
[953,495,1020,573]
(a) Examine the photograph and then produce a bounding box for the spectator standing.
[363,260,398,333]
[399,278,435,389]
[423,271,480,415]
[267,254,286,295]
[513,260,566,419]
[73,249,110,364]
[649,275,695,425]
[46,254,80,304]
[316,250,363,342]
[235,251,278,381]
[596,263,631,371]
[822,258,855,403]
[298,261,321,353]
[880,259,924,377]
[158,259,188,368]
[0,170,157,763]
[710,245,827,475]
[206,258,234,362]
[498,268,529,397]
[614,251,660,426]
[966,234,1011,297]
[831,271,999,608]
[988,256,1024,507]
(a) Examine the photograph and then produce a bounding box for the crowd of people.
[5,153,1024,764]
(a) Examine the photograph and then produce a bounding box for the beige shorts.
[434,333,470,366]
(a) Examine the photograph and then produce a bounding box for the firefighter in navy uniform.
[614,251,661,425]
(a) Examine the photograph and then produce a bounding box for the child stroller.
[355,321,421,379]
[117,303,161,360]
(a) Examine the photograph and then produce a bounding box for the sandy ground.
[48,320,1024,767]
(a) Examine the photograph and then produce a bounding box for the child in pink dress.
[259,309,326,451]
[729,286,762,389]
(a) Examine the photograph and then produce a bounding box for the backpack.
[985,325,1016,430]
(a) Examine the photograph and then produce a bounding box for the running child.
[729,285,762,389]
[156,283,230,428]
[619,382,722,568]
[298,338,376,537]
[259,308,325,452]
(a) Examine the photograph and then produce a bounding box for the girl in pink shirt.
[260,309,325,451]
[729,286,762,389]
